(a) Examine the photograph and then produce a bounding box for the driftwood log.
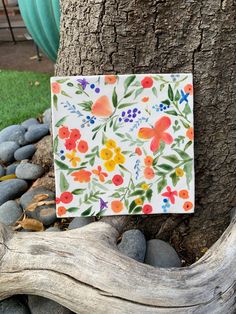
[0,217,236,313]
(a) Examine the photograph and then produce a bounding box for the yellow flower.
[114,154,125,164]
[104,160,116,172]
[65,150,81,167]
[135,198,143,205]
[175,167,184,177]
[141,183,149,191]
[100,148,113,160]
[105,139,117,149]
[114,147,121,154]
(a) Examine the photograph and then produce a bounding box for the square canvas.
[51,74,194,217]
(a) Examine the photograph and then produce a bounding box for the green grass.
[0,70,51,130]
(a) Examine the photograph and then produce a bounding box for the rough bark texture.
[0,219,236,313]
[56,0,236,263]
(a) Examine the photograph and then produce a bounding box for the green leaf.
[67,82,74,87]
[158,164,173,171]
[124,75,136,91]
[134,87,143,99]
[67,207,78,212]
[156,171,166,176]
[175,90,181,101]
[165,110,178,116]
[55,160,69,170]
[53,135,58,154]
[79,101,93,112]
[132,206,142,214]
[180,119,190,129]
[184,161,193,188]
[162,99,170,106]
[112,87,118,108]
[116,133,125,138]
[56,79,69,84]
[129,190,145,197]
[124,90,135,98]
[129,200,137,213]
[170,172,180,187]
[75,90,82,95]
[157,178,167,193]
[118,102,136,109]
[184,140,192,151]
[72,189,85,195]
[160,83,165,91]
[60,172,69,192]
[81,206,92,217]
[61,90,71,98]
[53,94,58,110]
[152,86,158,97]
[174,149,191,161]
[168,84,174,101]
[146,189,153,202]
[159,141,166,153]
[183,102,191,116]
[55,116,67,127]
[163,154,179,164]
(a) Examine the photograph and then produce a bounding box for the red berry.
[142,204,153,214]
[60,192,73,204]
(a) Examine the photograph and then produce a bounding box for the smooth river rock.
[0,125,27,146]
[16,163,44,180]
[24,124,49,143]
[14,144,36,161]
[0,165,5,177]
[0,179,28,206]
[0,200,23,225]
[68,217,94,230]
[0,141,19,163]
[21,118,39,129]
[6,163,18,175]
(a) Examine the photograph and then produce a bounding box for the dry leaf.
[25,202,38,212]
[16,218,44,231]
[0,174,17,181]
[34,80,40,87]
[33,194,49,202]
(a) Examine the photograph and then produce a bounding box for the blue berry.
[90,120,95,124]
[130,119,133,122]
[128,114,132,118]
[119,118,122,122]
[86,116,90,120]
[61,156,65,161]
[167,204,170,208]
[164,106,166,110]
[133,108,138,113]
[132,114,136,118]
[122,111,125,117]
[60,150,64,154]
[163,198,168,203]
[95,87,100,93]
[138,111,141,114]
[90,84,95,89]
[127,109,131,114]
[162,205,166,209]
[160,104,163,108]
[124,118,129,122]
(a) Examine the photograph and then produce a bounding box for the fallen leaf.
[34,81,40,87]
[16,218,44,231]
[26,199,55,212]
[0,174,17,181]
[33,194,49,202]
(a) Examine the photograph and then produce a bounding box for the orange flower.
[144,156,153,166]
[57,206,67,216]
[111,200,124,213]
[184,84,193,95]
[135,147,142,156]
[179,190,189,199]
[92,166,108,182]
[142,97,149,103]
[144,167,155,180]
[77,140,88,153]
[71,169,91,183]
[104,75,117,84]
[186,127,194,141]
[58,126,70,139]
[138,116,173,152]
[91,95,113,117]
[183,201,193,212]
[51,82,61,94]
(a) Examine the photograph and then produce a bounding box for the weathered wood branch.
[0,219,235,313]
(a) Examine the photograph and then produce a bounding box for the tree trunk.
[56,0,236,263]
[0,219,236,313]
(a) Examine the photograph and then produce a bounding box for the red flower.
[60,192,73,204]
[58,126,70,139]
[142,204,153,214]
[57,206,67,216]
[135,147,142,156]
[161,186,177,204]
[56,197,61,204]
[141,77,153,88]
[65,138,76,150]
[138,116,173,152]
[70,128,81,141]
[112,174,124,186]
[77,140,88,153]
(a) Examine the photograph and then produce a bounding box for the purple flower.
[77,78,89,90]
[100,198,108,210]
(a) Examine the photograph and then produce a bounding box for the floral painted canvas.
[51,74,194,217]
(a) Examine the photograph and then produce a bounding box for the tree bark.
[56,0,236,262]
[0,219,236,313]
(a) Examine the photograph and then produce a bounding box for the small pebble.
[6,163,18,175]
[144,239,181,268]
[0,141,19,163]
[118,229,146,262]
[0,179,28,206]
[0,165,5,177]
[21,118,39,129]
[46,226,61,232]
[24,124,49,143]
[0,200,22,226]
[14,144,36,161]
[16,163,44,180]
[68,217,94,229]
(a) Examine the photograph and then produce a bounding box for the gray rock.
[0,297,30,314]
[46,226,61,232]
[28,295,72,314]
[38,206,57,226]
[20,187,55,209]
[0,179,28,206]
[118,229,146,262]
[24,124,49,143]
[0,125,27,146]
[0,200,22,225]
[0,165,5,177]
[0,141,19,163]
[144,239,181,268]
[6,163,18,175]
[21,118,39,129]
[43,108,51,125]
[230,207,236,221]
[16,163,44,180]
[14,145,36,161]
[68,217,94,230]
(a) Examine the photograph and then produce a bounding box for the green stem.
[172,100,191,124]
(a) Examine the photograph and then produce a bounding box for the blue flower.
[179,90,189,104]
